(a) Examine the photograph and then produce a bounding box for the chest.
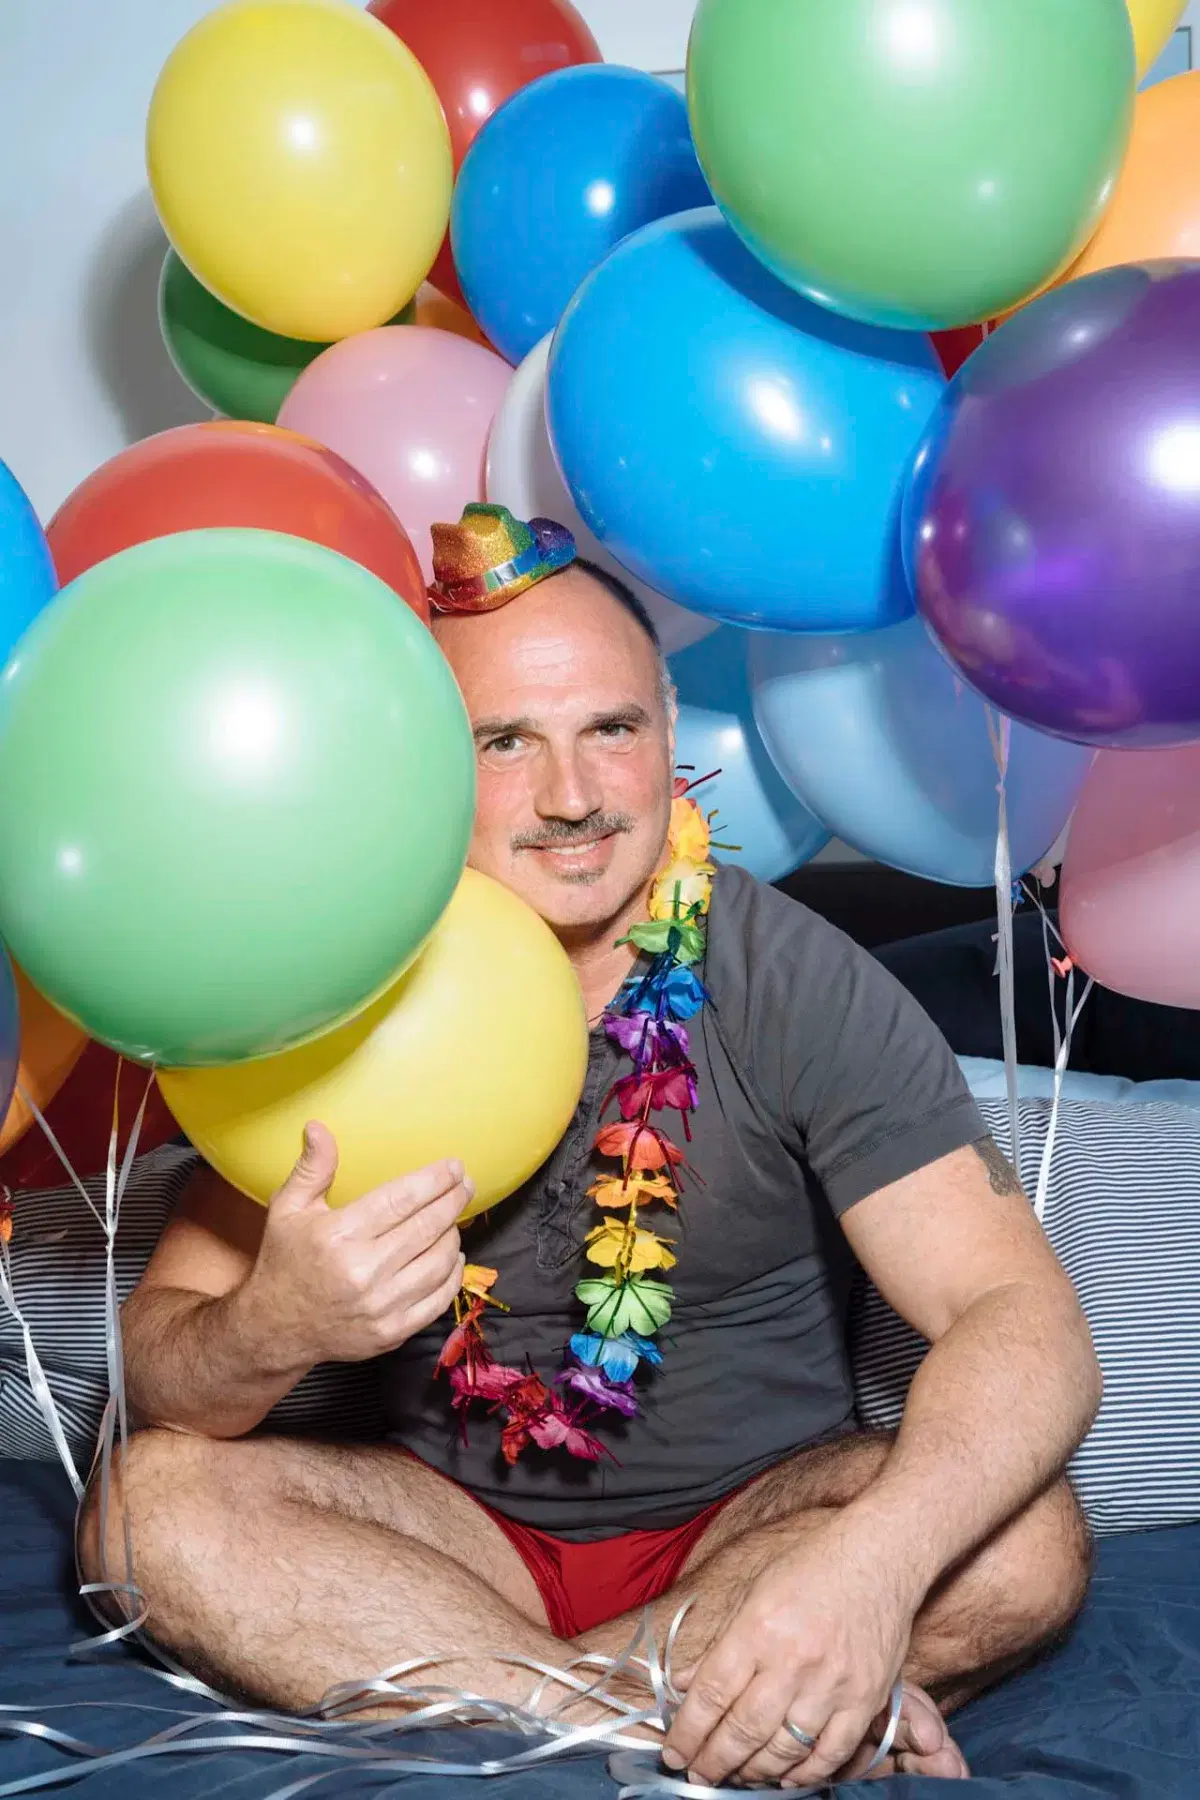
[460,1002,845,1318]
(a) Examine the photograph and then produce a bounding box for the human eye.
[481,731,524,758]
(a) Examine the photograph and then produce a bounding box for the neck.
[557,879,654,1027]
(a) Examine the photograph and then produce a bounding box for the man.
[83,506,1100,1790]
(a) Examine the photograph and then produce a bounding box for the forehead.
[433,569,661,718]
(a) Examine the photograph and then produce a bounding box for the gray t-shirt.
[379,863,984,1538]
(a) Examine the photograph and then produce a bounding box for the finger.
[736,1706,825,1790]
[796,1685,938,1788]
[663,1660,771,1787]
[826,1733,891,1785]
[387,1234,465,1311]
[689,1675,810,1790]
[897,1741,971,1779]
[779,1705,871,1790]
[269,1121,339,1216]
[890,1682,950,1760]
[336,1160,469,1240]
[377,1187,469,1278]
[386,1251,466,1341]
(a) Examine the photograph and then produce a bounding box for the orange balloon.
[411,283,492,350]
[0,968,88,1155]
[1057,71,1200,283]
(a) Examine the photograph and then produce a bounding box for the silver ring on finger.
[784,1720,818,1753]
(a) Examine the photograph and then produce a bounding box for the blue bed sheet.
[2,1460,1199,1798]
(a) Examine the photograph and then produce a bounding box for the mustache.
[511,812,635,852]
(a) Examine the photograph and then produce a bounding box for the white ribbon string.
[0,1235,84,1499]
[15,1081,107,1229]
[2,1067,906,1799]
[1022,884,1094,1224]
[987,708,1021,1175]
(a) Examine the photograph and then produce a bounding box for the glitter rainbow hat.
[427,503,577,614]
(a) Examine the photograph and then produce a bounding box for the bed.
[2,1456,1199,1798]
[4,909,1200,1796]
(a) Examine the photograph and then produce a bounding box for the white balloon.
[485,335,715,656]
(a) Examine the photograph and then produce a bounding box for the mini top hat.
[427,503,577,614]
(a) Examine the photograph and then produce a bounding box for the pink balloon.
[279,327,513,580]
[1061,744,1200,1009]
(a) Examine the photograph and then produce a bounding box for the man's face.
[433,567,674,938]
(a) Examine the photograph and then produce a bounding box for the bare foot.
[831,1682,970,1783]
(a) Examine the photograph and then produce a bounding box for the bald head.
[432,562,676,940]
[433,560,672,701]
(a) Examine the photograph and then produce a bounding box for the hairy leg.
[581,1431,1091,1779]
[78,1429,586,1717]
[78,1425,1088,1772]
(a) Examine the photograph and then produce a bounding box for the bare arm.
[663,1133,1102,1785]
[837,1134,1102,1598]
[122,1160,305,1440]
[122,1124,470,1440]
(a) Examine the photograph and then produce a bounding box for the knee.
[77,1427,228,1590]
[1039,1480,1093,1636]
[1008,1479,1093,1649]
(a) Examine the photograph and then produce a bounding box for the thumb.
[270,1120,339,1215]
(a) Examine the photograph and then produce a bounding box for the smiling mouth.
[529,836,612,856]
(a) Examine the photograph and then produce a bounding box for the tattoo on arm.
[971,1135,1025,1197]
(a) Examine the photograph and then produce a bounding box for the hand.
[662,1515,920,1789]
[243,1121,470,1370]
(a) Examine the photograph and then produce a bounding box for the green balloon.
[159,252,417,424]
[0,530,475,1066]
[687,0,1135,331]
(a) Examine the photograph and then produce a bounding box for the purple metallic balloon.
[905,262,1200,750]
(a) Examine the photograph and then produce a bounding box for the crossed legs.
[78,1427,1090,1779]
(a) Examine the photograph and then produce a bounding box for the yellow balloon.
[1128,0,1187,80]
[147,0,453,343]
[159,870,589,1220]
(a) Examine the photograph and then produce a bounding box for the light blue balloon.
[0,461,55,661]
[548,208,946,632]
[453,67,711,368]
[671,627,830,883]
[749,618,1093,887]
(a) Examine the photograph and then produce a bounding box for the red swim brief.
[483,1495,735,1638]
[403,1452,737,1638]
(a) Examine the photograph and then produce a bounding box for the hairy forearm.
[842,1281,1101,1604]
[121,1281,314,1440]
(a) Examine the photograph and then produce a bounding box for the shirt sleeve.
[730,875,987,1216]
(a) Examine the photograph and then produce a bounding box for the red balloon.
[368,0,602,306]
[0,1042,180,1193]
[47,422,430,623]
[930,325,988,379]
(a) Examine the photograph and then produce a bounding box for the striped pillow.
[0,1145,387,1463]
[850,1095,1200,1534]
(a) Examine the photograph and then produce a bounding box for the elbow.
[1069,1311,1104,1439]
[1082,1343,1104,1432]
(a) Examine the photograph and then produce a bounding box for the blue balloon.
[749,618,1093,887]
[548,208,945,633]
[0,461,55,661]
[670,627,830,884]
[0,945,17,1130]
[453,67,710,367]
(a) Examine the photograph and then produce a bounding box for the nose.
[534,739,603,823]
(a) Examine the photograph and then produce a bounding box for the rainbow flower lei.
[434,777,715,1463]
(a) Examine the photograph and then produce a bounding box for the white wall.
[0,0,694,524]
[0,0,1192,521]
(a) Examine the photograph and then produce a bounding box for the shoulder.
[704,860,975,1125]
[705,860,870,1004]
[703,865,983,1207]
